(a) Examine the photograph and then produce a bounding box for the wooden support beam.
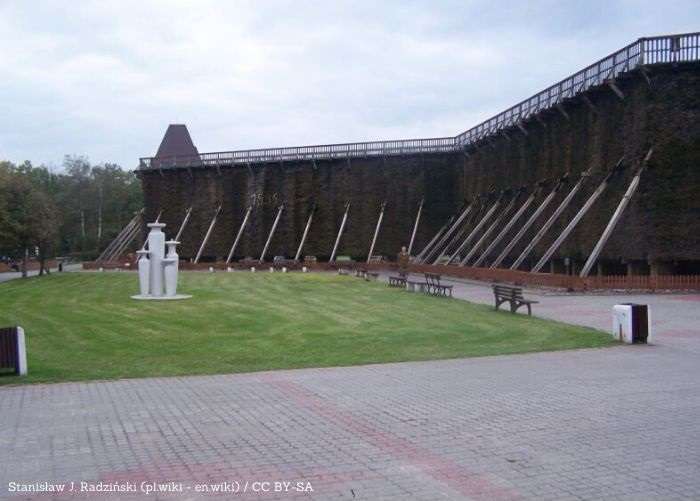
[556,103,570,121]
[174,206,193,242]
[607,80,625,100]
[259,205,284,263]
[407,198,424,257]
[581,94,597,113]
[531,159,624,273]
[580,149,652,277]
[97,209,144,262]
[225,206,252,264]
[413,215,454,263]
[473,188,538,268]
[433,206,482,265]
[421,202,474,264]
[294,204,315,262]
[194,205,222,264]
[490,181,562,269]
[330,202,350,263]
[460,194,519,266]
[366,202,386,263]
[106,223,142,262]
[511,170,593,271]
[445,196,503,265]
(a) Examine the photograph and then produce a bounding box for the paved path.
[1,275,699,500]
[377,272,700,353]
[0,264,82,284]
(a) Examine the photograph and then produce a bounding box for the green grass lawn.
[0,271,614,385]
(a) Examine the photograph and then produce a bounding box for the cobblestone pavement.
[1,275,699,500]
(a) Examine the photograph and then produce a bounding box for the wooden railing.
[139,32,700,170]
[408,263,700,291]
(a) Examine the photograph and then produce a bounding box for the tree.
[0,157,142,272]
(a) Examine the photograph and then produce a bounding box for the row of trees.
[0,156,142,275]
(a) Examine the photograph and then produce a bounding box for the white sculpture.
[136,249,150,296]
[132,222,191,300]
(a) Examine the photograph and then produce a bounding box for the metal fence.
[139,32,700,170]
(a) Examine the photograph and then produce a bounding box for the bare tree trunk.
[21,248,28,278]
[97,184,103,246]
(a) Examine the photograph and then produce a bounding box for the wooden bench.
[492,284,538,315]
[425,273,453,297]
[388,271,407,288]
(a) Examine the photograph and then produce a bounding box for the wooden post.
[446,195,503,265]
[225,206,252,264]
[194,205,222,264]
[460,193,518,266]
[490,181,562,269]
[406,198,423,257]
[367,202,386,263]
[474,188,538,268]
[330,202,350,263]
[580,149,652,277]
[259,205,284,263]
[511,169,594,270]
[531,159,624,273]
[174,206,193,242]
[294,205,315,262]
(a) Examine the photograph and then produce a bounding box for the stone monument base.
[131,294,192,301]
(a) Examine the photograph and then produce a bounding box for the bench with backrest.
[388,271,408,288]
[425,273,453,297]
[492,284,538,315]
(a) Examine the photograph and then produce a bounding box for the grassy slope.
[0,272,614,384]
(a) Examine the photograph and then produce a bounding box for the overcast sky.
[1,1,699,170]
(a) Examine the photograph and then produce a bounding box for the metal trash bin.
[612,304,651,344]
[0,326,28,375]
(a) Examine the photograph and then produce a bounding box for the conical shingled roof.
[155,124,199,158]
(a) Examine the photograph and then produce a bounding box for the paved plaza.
[1,274,699,500]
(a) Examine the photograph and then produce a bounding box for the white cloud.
[1,0,699,168]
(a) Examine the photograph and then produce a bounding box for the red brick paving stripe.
[262,375,521,500]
